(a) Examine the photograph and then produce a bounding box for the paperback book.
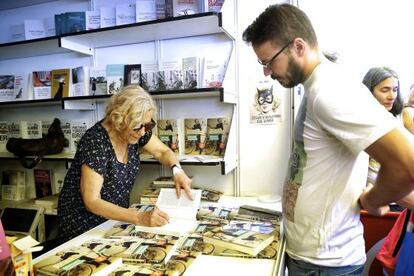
[0,122,7,152]
[157,119,179,153]
[159,59,183,90]
[89,67,107,95]
[184,118,207,155]
[116,3,136,25]
[71,66,89,97]
[7,121,22,139]
[136,0,157,22]
[32,71,52,100]
[34,245,122,276]
[205,117,230,156]
[85,10,101,30]
[33,168,53,199]
[202,223,274,256]
[20,121,42,139]
[51,69,70,99]
[182,56,200,89]
[106,64,124,94]
[1,169,26,201]
[0,75,15,102]
[70,120,92,152]
[141,62,159,92]
[123,64,141,86]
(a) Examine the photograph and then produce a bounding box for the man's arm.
[361,128,414,215]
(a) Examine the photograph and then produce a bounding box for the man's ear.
[291,38,307,57]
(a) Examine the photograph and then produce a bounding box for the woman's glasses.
[133,119,156,133]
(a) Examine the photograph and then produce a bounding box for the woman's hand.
[173,169,194,200]
[137,207,169,227]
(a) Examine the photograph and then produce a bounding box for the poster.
[250,79,282,124]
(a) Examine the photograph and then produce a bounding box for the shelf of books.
[0,10,235,61]
[0,98,62,108]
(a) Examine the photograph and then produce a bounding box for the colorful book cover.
[205,117,230,156]
[33,168,53,199]
[32,71,51,100]
[157,119,179,153]
[184,118,207,155]
[51,69,70,99]
[106,64,124,94]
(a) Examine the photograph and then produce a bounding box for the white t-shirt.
[283,58,397,266]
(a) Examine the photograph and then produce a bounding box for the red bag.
[377,209,414,275]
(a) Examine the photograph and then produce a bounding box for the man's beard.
[272,56,305,88]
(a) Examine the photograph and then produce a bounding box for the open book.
[135,188,202,236]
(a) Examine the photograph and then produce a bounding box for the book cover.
[52,170,66,194]
[106,64,124,94]
[100,7,116,28]
[9,24,24,42]
[43,16,56,37]
[201,56,228,88]
[89,67,107,95]
[165,250,201,275]
[34,245,122,276]
[61,120,72,153]
[155,0,167,19]
[71,66,89,97]
[32,71,52,100]
[20,121,42,139]
[140,62,159,92]
[51,69,70,99]
[140,187,160,204]
[172,0,200,16]
[1,169,26,201]
[157,119,179,153]
[204,117,230,156]
[123,64,141,86]
[33,169,53,199]
[70,120,92,152]
[0,122,7,152]
[200,187,223,202]
[104,222,137,238]
[116,3,136,25]
[182,56,200,89]
[0,75,15,102]
[207,0,225,12]
[109,263,165,275]
[23,19,46,40]
[82,234,179,265]
[202,224,274,256]
[184,118,207,155]
[136,0,157,22]
[85,10,101,30]
[159,59,183,90]
[63,12,86,34]
[13,74,27,100]
[7,121,22,139]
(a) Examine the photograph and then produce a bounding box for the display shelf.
[0,12,234,61]
[0,98,61,108]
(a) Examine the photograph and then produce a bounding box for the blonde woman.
[58,85,193,242]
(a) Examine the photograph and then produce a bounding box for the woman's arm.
[80,164,169,226]
[143,135,193,199]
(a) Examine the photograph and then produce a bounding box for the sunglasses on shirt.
[133,119,156,133]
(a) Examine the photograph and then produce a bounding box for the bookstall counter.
[33,196,285,276]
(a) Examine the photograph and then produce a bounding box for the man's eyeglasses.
[257,41,292,70]
[133,119,156,133]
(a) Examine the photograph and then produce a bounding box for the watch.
[171,164,183,175]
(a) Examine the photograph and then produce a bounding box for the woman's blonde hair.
[105,85,156,133]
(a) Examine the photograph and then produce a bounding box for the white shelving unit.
[0,0,238,178]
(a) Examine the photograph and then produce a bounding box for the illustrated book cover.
[159,59,183,90]
[89,67,107,95]
[1,169,26,201]
[0,75,15,102]
[123,64,141,86]
[32,71,52,100]
[34,245,122,276]
[182,56,201,89]
[33,168,53,199]
[184,118,207,155]
[205,117,230,156]
[51,69,70,99]
[157,119,179,153]
[106,64,124,94]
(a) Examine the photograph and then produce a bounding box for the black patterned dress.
[57,121,151,241]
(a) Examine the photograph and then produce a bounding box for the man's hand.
[359,183,390,216]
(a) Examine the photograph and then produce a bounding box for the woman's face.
[372,77,399,111]
[126,111,154,144]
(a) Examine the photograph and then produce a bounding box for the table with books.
[33,195,285,276]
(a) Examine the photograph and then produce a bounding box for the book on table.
[34,245,122,276]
